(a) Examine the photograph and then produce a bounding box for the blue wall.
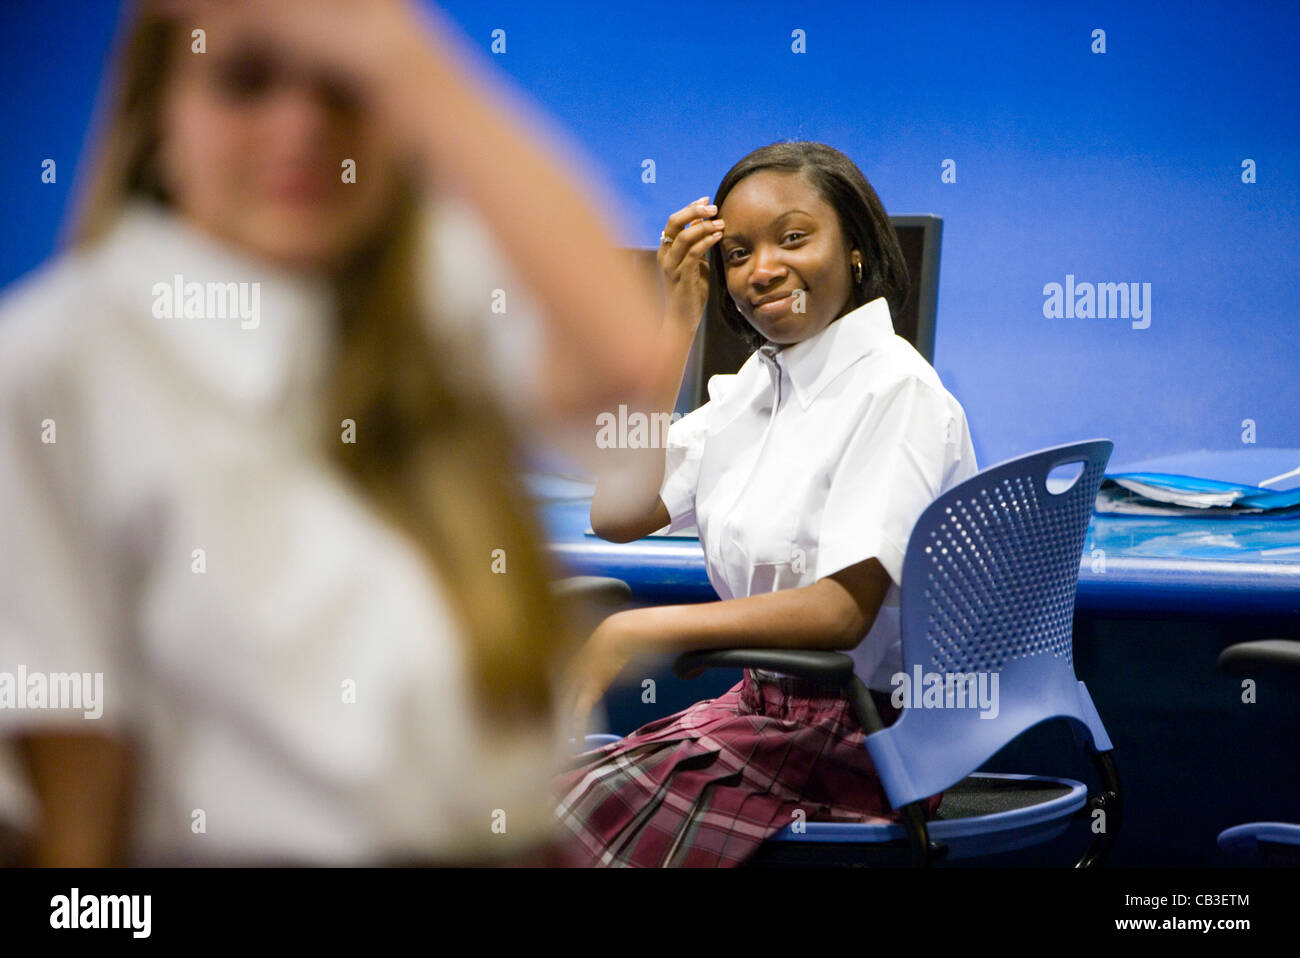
[3,1,1297,471]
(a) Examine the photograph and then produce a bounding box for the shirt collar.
[95,198,335,410]
[757,296,896,410]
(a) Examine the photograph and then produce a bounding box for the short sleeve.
[655,402,710,534]
[420,191,545,418]
[815,375,977,588]
[655,373,735,534]
[0,351,135,738]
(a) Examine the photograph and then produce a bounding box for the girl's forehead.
[722,171,829,218]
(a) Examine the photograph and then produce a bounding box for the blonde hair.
[68,1,576,728]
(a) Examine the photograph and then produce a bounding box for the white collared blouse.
[657,297,979,692]
[0,198,565,864]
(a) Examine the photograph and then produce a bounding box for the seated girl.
[554,140,979,868]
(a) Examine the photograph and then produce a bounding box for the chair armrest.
[1217,639,1300,676]
[549,576,632,610]
[673,648,856,684]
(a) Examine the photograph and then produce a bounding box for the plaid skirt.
[551,669,943,867]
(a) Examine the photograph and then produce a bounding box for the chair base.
[1218,823,1300,867]
[755,773,1087,865]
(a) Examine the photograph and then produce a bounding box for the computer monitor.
[623,214,943,416]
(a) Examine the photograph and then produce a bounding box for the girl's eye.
[723,235,801,264]
[212,52,278,101]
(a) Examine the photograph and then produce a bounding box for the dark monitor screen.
[623,214,943,415]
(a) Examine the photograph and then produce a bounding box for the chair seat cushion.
[764,772,1090,863]
[934,773,1077,820]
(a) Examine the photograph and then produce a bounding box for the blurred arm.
[588,318,698,540]
[395,17,665,421]
[14,732,132,867]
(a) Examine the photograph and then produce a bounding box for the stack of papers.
[1096,470,1300,518]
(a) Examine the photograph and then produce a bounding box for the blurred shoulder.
[418,187,527,308]
[0,248,110,407]
[416,188,545,414]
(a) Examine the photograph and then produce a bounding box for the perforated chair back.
[864,439,1115,809]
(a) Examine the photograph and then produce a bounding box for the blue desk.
[537,448,1300,618]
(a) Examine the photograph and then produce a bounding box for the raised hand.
[657,197,725,330]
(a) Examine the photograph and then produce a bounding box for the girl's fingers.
[684,227,724,264]
[662,197,716,239]
[658,199,717,257]
[660,217,724,273]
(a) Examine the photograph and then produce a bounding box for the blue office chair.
[1215,639,1300,866]
[643,438,1123,867]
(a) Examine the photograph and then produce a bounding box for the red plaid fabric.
[551,669,943,867]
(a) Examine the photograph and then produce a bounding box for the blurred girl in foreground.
[0,0,662,865]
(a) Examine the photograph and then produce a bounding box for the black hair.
[705,141,909,352]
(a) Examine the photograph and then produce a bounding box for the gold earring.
[853,260,863,284]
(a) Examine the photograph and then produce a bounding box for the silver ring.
[660,230,675,246]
